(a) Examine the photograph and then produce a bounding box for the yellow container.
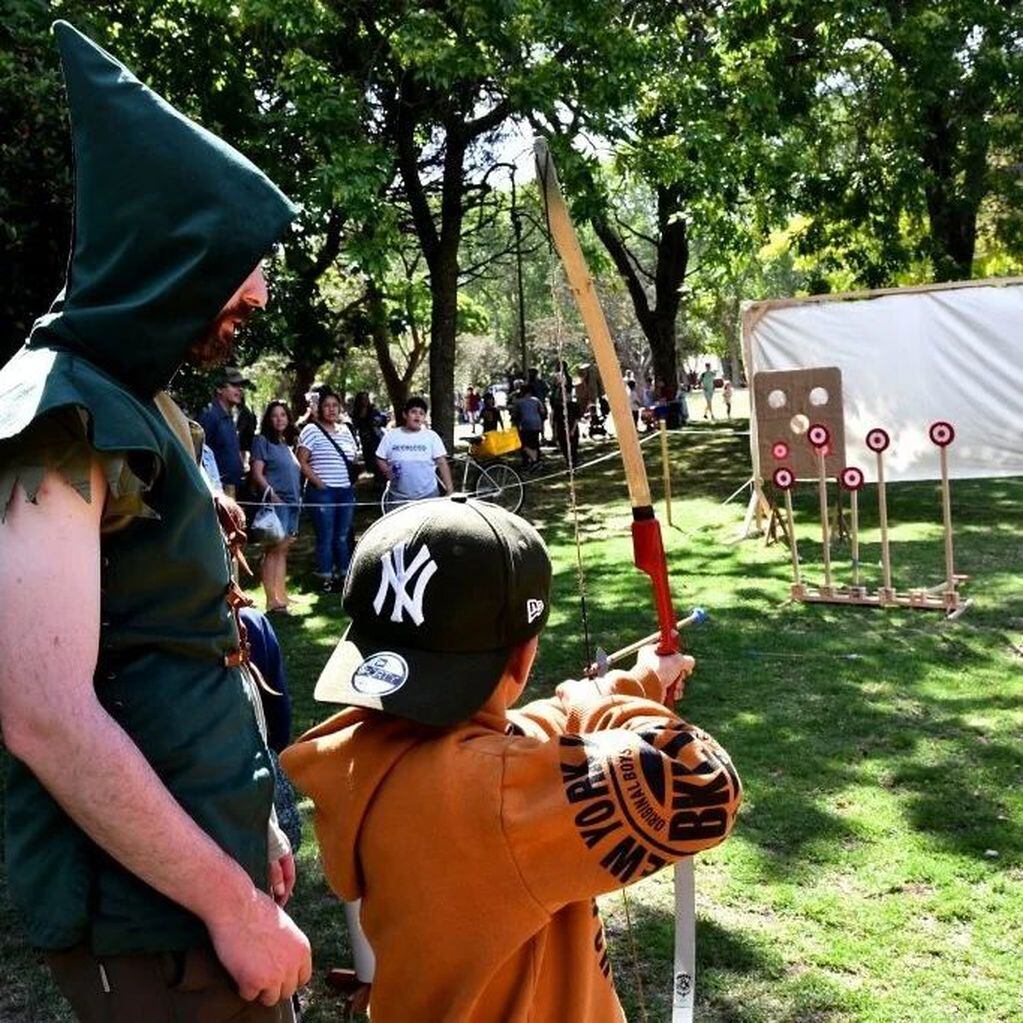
[475,427,521,458]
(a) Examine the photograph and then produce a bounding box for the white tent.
[741,277,1023,484]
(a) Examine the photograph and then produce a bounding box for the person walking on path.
[199,366,251,495]
[0,23,309,1021]
[376,396,453,509]
[350,391,387,487]
[283,499,742,1023]
[700,362,717,420]
[479,391,506,434]
[297,390,361,592]
[250,401,302,612]
[510,380,544,470]
[527,368,551,441]
[465,386,482,426]
[551,371,581,464]
[627,378,644,429]
[723,379,734,419]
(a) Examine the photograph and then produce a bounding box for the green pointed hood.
[28,21,297,396]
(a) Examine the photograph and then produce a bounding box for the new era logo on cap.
[351,653,409,696]
[526,599,545,623]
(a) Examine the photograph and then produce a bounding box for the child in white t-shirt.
[376,397,454,508]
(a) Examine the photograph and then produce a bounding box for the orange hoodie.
[282,666,742,1022]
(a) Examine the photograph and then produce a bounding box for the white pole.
[343,899,376,982]
[817,448,832,589]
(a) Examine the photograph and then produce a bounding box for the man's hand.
[634,642,695,703]
[215,493,247,534]
[269,852,296,906]
[207,885,311,1006]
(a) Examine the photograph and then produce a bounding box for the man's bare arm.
[0,464,310,1004]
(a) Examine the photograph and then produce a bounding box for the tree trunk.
[923,177,978,281]
[648,186,688,398]
[648,314,679,399]
[426,131,465,452]
[367,282,410,419]
[392,101,466,452]
[429,262,459,449]
[289,357,321,418]
[723,297,744,386]
[591,183,688,400]
[920,100,986,282]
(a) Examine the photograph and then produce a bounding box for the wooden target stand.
[773,422,970,618]
[747,368,851,546]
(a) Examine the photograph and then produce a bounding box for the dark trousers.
[554,421,579,464]
[46,943,296,1023]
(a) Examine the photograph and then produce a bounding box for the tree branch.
[394,81,441,264]
[592,216,654,327]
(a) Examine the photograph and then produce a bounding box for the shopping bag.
[251,492,286,545]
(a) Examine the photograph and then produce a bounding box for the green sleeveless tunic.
[2,353,275,954]
[0,21,297,954]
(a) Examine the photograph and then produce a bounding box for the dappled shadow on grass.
[603,893,825,1023]
[526,422,754,535]
[698,614,1022,877]
[331,443,1023,883]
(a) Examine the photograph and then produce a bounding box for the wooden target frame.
[754,367,846,480]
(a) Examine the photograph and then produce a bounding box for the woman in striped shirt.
[297,390,361,591]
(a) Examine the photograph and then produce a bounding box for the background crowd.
[195,372,455,610]
[193,357,722,614]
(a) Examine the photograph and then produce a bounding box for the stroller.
[585,402,608,437]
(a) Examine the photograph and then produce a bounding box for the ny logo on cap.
[374,542,438,625]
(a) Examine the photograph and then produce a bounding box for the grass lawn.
[2,416,1021,1022]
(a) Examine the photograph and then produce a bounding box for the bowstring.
[537,150,650,1023]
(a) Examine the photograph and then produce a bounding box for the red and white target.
[771,440,790,461]
[772,466,796,491]
[807,423,830,449]
[840,466,865,492]
[928,421,955,447]
[865,427,890,453]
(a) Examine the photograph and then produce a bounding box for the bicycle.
[452,446,525,514]
[380,433,525,515]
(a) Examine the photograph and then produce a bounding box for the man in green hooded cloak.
[0,22,311,1022]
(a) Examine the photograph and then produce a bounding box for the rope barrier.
[234,429,671,509]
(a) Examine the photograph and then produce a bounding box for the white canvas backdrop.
[742,278,1023,483]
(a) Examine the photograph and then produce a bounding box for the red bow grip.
[631,512,679,659]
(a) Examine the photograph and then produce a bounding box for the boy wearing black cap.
[282,498,741,1022]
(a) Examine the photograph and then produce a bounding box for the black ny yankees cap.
[314,497,552,726]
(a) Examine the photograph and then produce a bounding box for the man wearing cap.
[0,22,309,1021]
[200,366,251,496]
[283,498,742,1022]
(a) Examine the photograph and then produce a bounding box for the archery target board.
[753,367,846,480]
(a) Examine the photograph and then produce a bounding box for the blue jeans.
[304,485,355,579]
